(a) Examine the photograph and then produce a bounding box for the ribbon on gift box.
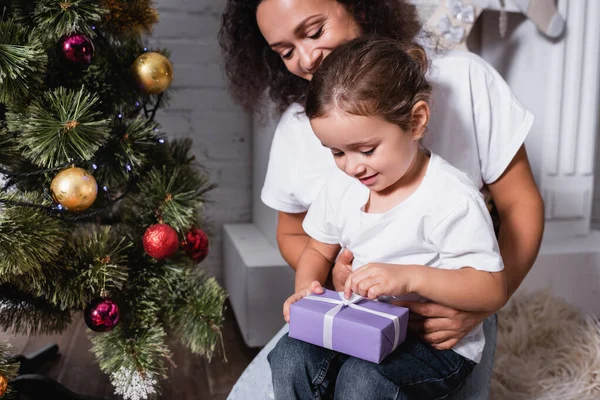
[304,292,401,350]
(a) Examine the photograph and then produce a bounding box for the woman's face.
[256,0,362,81]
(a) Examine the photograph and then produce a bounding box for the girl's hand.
[343,263,416,300]
[283,281,324,323]
[332,248,353,291]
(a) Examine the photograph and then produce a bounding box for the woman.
[219,0,544,398]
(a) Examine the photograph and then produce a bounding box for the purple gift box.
[289,289,409,364]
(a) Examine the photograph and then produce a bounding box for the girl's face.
[256,0,362,81]
[310,111,423,194]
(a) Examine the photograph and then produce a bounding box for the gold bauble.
[50,167,98,212]
[132,52,173,94]
[0,373,7,396]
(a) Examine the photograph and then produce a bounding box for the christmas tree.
[0,1,226,398]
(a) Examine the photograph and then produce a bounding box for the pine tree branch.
[7,86,111,168]
[0,285,72,335]
[0,192,67,277]
[93,115,162,186]
[123,138,217,233]
[91,324,170,382]
[163,268,226,361]
[0,19,47,104]
[32,0,105,39]
[72,225,130,296]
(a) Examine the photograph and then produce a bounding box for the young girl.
[220,0,544,398]
[269,36,507,400]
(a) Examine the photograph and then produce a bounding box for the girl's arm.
[345,263,506,313]
[282,238,341,322]
[295,238,341,291]
[276,211,310,270]
[410,266,506,312]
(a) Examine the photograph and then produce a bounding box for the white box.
[223,224,295,347]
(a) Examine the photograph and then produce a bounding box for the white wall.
[594,134,600,225]
[150,0,252,282]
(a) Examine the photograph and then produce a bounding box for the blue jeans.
[268,333,476,400]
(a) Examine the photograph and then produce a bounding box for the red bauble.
[84,297,120,332]
[57,33,95,65]
[182,227,209,263]
[143,223,179,260]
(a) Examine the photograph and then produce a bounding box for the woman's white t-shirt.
[261,50,534,213]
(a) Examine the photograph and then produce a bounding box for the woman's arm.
[276,211,310,270]
[488,146,545,297]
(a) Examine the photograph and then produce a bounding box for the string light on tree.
[132,52,173,95]
[50,167,98,212]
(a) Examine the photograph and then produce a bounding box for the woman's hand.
[332,248,353,291]
[393,301,490,350]
[283,281,324,323]
[343,263,415,300]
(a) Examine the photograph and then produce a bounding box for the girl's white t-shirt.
[260,50,534,214]
[301,152,504,363]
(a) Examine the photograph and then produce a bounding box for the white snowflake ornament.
[110,366,158,400]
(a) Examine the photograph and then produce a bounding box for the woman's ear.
[410,101,430,140]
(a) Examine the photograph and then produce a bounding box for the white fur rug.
[491,290,600,400]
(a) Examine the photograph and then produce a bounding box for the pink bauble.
[58,33,95,65]
[84,297,120,332]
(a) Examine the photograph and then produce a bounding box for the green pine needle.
[0,285,72,335]
[72,225,131,296]
[163,268,226,360]
[131,166,216,233]
[91,324,170,380]
[33,0,105,39]
[0,127,19,166]
[0,192,67,277]
[118,116,161,169]
[7,86,111,168]
[0,19,47,104]
[10,226,132,311]
[5,261,86,311]
[94,115,161,185]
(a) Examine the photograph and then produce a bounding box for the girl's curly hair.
[218,0,422,114]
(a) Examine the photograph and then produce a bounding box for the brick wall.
[150,0,252,282]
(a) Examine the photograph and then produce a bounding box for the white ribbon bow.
[304,292,401,351]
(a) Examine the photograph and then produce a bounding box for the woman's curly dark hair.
[218,0,422,114]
